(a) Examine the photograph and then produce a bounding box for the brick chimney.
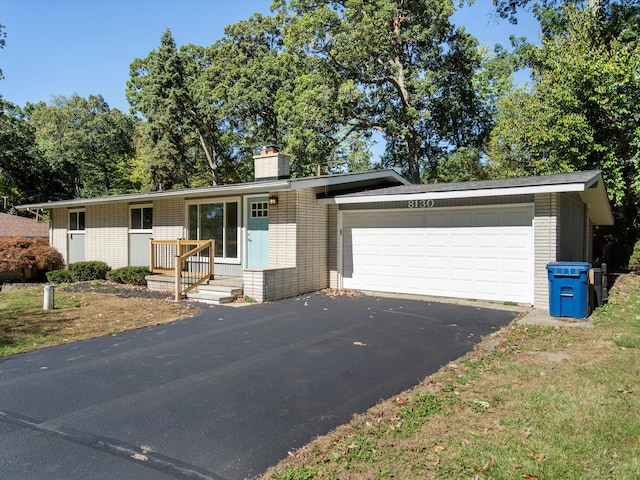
[253,145,290,181]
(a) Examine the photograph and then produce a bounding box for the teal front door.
[247,197,269,268]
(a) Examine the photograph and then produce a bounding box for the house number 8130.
[408,199,435,208]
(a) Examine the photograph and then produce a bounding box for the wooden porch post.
[209,240,215,279]
[174,254,181,302]
[149,238,154,272]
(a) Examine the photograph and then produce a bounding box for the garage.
[329,170,615,309]
[341,205,534,304]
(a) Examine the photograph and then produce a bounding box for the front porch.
[146,274,244,304]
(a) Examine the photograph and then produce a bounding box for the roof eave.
[330,172,614,226]
[16,169,408,211]
[331,182,587,204]
[16,180,292,210]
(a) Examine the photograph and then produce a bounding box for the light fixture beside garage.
[268,195,278,206]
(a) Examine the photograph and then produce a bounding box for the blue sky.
[0,0,540,113]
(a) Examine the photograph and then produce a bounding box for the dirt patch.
[525,350,572,363]
[0,282,200,356]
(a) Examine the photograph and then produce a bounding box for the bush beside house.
[0,236,63,281]
[628,240,640,273]
[106,266,150,286]
[46,263,149,286]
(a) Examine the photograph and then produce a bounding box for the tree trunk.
[194,125,218,187]
[406,130,421,184]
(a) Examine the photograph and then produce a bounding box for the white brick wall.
[247,187,331,301]
[50,209,68,265]
[85,204,128,268]
[268,191,297,266]
[254,152,290,180]
[327,204,339,288]
[296,188,328,293]
[534,193,559,309]
[48,198,187,270]
[153,198,185,240]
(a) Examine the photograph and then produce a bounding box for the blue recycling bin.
[546,262,591,318]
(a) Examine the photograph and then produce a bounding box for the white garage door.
[341,205,533,304]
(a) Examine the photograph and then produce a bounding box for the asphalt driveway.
[0,292,518,480]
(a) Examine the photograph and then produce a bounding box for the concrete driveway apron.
[0,292,518,480]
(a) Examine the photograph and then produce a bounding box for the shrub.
[68,261,110,281]
[628,240,640,273]
[106,266,150,286]
[0,236,64,280]
[46,269,74,284]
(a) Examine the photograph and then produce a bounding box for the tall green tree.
[487,3,640,263]
[29,94,136,198]
[276,0,489,183]
[0,99,62,207]
[179,44,231,186]
[488,4,639,198]
[0,22,6,80]
[128,29,191,191]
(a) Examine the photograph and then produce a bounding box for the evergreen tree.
[128,29,190,190]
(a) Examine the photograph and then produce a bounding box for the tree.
[29,94,136,198]
[276,0,488,183]
[0,22,5,80]
[490,0,622,23]
[0,99,64,206]
[0,236,63,281]
[128,29,191,191]
[487,3,640,264]
[209,14,319,178]
[180,44,229,186]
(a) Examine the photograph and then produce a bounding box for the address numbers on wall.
[407,199,435,208]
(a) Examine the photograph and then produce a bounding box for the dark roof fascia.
[17,169,407,211]
[327,170,614,226]
[332,170,604,198]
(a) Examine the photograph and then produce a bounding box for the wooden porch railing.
[150,239,214,301]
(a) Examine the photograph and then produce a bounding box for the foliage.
[628,240,640,272]
[28,94,136,198]
[45,269,73,284]
[0,99,62,206]
[106,266,150,286]
[128,29,192,191]
[0,22,5,80]
[67,261,110,282]
[487,3,640,264]
[0,236,63,280]
[277,0,491,183]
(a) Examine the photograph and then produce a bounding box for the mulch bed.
[59,281,172,300]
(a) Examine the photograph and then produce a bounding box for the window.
[251,201,269,218]
[188,200,239,260]
[131,206,153,230]
[69,210,85,231]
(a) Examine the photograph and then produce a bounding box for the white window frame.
[185,196,241,264]
[68,209,86,233]
[129,204,153,233]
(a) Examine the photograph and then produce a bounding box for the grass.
[258,274,640,480]
[0,285,197,357]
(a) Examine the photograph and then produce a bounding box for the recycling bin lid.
[546,261,592,276]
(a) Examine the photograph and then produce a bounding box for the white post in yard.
[43,285,55,310]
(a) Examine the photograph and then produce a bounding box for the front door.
[68,233,85,264]
[247,197,269,268]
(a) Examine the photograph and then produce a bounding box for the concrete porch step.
[187,282,243,305]
[145,274,244,304]
[185,290,238,305]
[196,283,243,297]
